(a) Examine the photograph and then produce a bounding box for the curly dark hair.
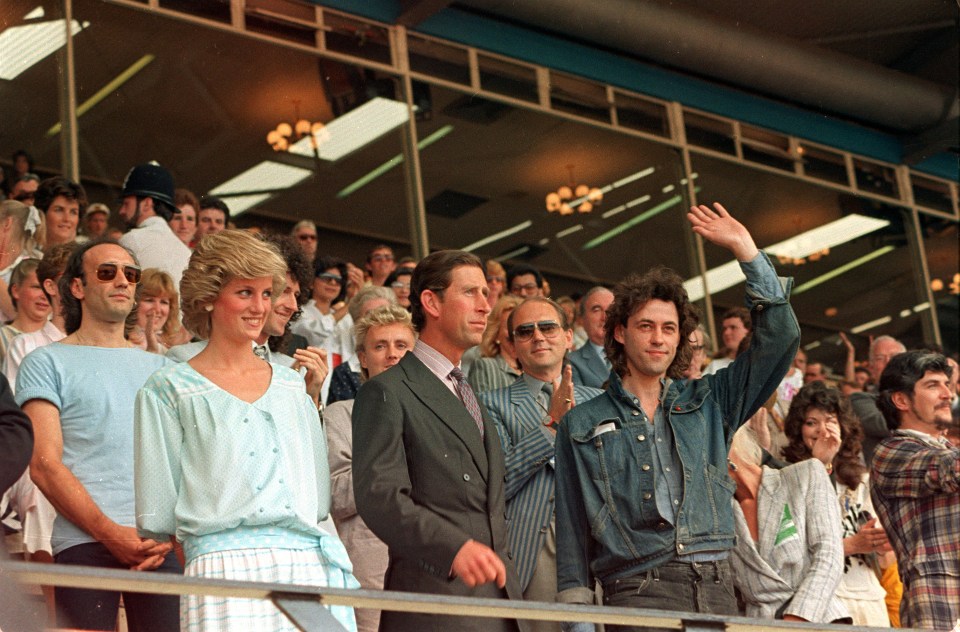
[782,382,865,489]
[878,350,953,430]
[604,266,699,380]
[262,233,314,353]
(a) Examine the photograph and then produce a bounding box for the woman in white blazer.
[726,426,851,623]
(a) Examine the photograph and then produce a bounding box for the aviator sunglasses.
[95,263,142,284]
[513,320,562,342]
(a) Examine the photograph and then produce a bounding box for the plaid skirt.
[182,537,359,632]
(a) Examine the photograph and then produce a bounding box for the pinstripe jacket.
[730,459,849,623]
[479,379,603,590]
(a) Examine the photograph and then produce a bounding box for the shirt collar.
[896,428,951,448]
[522,372,549,398]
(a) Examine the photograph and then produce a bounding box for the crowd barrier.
[0,561,926,632]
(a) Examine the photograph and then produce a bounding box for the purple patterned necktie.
[449,367,484,439]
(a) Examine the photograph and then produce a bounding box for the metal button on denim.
[641,464,650,471]
[463,474,471,481]
[637,434,646,441]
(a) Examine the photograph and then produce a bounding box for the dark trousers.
[54,541,182,632]
[602,559,738,632]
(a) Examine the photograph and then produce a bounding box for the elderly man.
[479,297,603,632]
[567,286,614,389]
[850,335,907,465]
[871,350,958,630]
[18,241,178,631]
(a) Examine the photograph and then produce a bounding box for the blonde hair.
[180,230,286,339]
[354,304,415,379]
[481,295,522,357]
[0,199,40,255]
[139,268,182,345]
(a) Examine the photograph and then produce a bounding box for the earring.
[204,304,213,312]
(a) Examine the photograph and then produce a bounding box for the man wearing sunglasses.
[478,298,603,632]
[554,203,800,628]
[16,241,180,631]
[117,162,192,290]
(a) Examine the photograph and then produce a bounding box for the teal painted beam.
[308,0,957,182]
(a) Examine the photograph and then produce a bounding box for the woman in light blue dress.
[134,230,357,632]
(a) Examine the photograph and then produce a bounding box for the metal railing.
[1,560,923,632]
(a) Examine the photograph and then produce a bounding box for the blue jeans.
[602,559,738,632]
[54,542,182,631]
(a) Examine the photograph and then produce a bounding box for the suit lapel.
[509,380,542,432]
[587,345,607,382]
[400,354,489,481]
[757,467,784,559]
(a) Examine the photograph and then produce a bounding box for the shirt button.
[642,493,652,500]
[678,543,685,551]
[631,411,640,416]
[273,448,279,453]
[249,451,255,456]
[637,435,646,441]
[641,464,651,471]
[463,474,471,481]
[278,479,284,484]
[285,504,291,509]
[243,418,249,423]
[259,507,265,513]
[665,467,671,472]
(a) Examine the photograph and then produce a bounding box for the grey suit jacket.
[352,352,525,632]
[478,380,602,590]
[567,343,607,389]
[730,459,849,623]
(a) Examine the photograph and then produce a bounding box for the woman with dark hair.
[783,382,894,626]
[290,256,353,354]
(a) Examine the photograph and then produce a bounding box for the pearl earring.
[204,304,213,312]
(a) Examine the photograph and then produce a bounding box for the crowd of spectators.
[0,154,957,632]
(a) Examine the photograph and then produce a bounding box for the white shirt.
[119,216,192,290]
[3,321,66,392]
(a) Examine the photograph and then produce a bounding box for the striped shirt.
[411,340,460,397]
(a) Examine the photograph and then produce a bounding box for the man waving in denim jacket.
[555,203,800,629]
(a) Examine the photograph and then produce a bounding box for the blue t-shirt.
[16,343,169,554]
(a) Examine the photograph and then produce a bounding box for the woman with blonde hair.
[0,199,42,321]
[467,294,522,393]
[134,229,357,631]
[127,269,182,354]
[0,258,49,362]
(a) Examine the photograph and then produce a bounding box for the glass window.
[798,144,849,185]
[691,153,928,371]
[477,54,538,103]
[684,110,736,155]
[920,214,959,354]
[549,71,611,123]
[853,158,899,200]
[614,91,670,138]
[740,125,795,172]
[407,34,471,86]
[912,173,957,216]
[417,83,694,298]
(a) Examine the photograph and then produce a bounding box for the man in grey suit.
[567,287,614,389]
[479,298,603,631]
[353,250,526,632]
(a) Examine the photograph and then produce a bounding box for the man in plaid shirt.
[871,350,959,630]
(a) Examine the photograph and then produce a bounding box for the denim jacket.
[555,253,799,606]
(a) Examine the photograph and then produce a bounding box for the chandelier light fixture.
[266,99,329,156]
[545,164,603,215]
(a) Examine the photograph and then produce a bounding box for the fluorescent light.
[47,55,154,136]
[0,18,87,80]
[209,161,313,215]
[289,97,410,162]
[662,184,675,194]
[555,224,584,239]
[24,7,45,19]
[804,341,821,351]
[686,215,892,301]
[583,195,683,250]
[461,220,532,252]
[851,316,892,334]
[899,309,911,318]
[601,194,651,219]
[765,215,889,261]
[913,302,930,312]
[538,238,550,246]
[605,167,655,192]
[335,125,453,199]
[792,246,895,295]
[495,246,530,261]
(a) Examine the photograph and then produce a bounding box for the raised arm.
[688,202,760,262]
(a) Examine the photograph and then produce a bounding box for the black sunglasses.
[513,320,562,342]
[95,263,142,284]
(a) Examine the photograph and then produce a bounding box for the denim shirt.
[555,252,799,604]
